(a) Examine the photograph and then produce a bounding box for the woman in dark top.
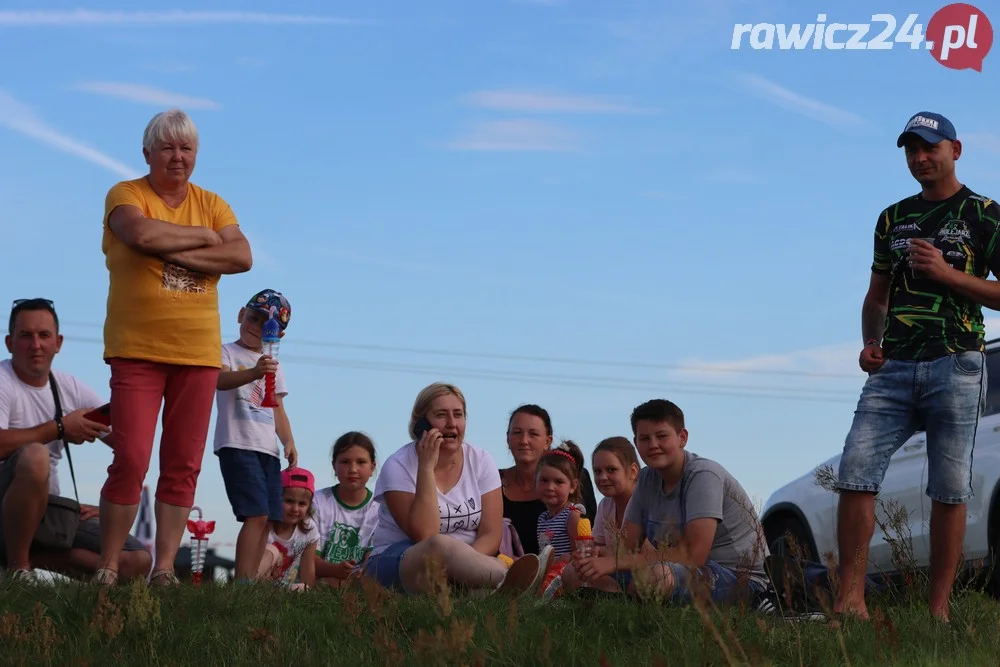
[499,404,597,554]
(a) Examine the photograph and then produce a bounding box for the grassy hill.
[1,574,999,666]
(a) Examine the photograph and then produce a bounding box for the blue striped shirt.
[537,505,577,557]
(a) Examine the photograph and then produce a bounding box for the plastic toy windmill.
[186,506,215,586]
[260,305,281,408]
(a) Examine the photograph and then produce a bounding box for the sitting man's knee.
[15,443,51,486]
[640,563,675,597]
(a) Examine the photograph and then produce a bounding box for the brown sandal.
[92,568,118,586]
[148,569,180,587]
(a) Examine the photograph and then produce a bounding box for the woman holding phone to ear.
[363,382,544,595]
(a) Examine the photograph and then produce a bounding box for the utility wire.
[61,334,860,405]
[61,320,861,380]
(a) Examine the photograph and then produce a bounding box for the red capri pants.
[101,358,219,507]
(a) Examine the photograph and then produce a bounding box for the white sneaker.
[529,545,555,595]
[6,568,37,584]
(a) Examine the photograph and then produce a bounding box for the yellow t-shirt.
[102,177,238,368]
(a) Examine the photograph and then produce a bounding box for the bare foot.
[833,600,870,622]
[929,606,950,624]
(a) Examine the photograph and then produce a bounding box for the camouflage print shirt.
[872,186,1000,360]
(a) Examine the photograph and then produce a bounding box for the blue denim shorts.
[217,447,284,522]
[837,351,987,504]
[362,540,415,591]
[657,560,764,604]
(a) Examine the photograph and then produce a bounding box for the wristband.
[865,338,880,347]
[55,417,65,440]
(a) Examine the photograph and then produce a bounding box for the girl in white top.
[258,467,320,589]
[365,382,544,595]
[313,431,380,586]
[562,436,640,593]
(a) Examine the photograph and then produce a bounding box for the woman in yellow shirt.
[95,108,253,586]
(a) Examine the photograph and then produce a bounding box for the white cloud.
[463,89,651,114]
[673,341,863,383]
[673,316,1000,384]
[739,73,865,127]
[0,10,365,26]
[72,82,220,110]
[0,89,140,179]
[446,119,580,152]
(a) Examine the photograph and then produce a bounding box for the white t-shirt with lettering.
[313,486,380,564]
[213,342,288,458]
[0,359,104,495]
[371,441,501,556]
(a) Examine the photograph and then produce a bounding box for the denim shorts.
[362,540,415,591]
[657,560,765,604]
[217,447,284,522]
[837,350,987,504]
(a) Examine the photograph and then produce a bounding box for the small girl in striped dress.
[536,440,587,593]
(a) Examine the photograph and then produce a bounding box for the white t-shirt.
[313,486,380,564]
[592,496,623,547]
[0,359,104,495]
[213,342,288,457]
[267,520,320,586]
[371,441,501,556]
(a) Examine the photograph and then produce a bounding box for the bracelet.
[55,417,65,440]
[865,338,880,347]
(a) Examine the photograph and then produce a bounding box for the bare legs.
[834,490,965,622]
[1,444,49,571]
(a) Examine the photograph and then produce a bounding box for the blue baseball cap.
[245,289,291,330]
[896,112,957,147]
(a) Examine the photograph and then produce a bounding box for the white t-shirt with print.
[213,342,288,457]
[0,359,104,495]
[267,520,320,586]
[313,486,380,564]
[371,441,501,556]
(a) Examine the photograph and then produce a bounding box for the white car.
[760,338,1000,588]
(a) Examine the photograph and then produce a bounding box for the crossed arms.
[107,205,252,275]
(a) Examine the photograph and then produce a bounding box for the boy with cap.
[835,112,1000,622]
[213,289,298,582]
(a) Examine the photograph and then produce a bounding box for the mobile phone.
[413,416,432,441]
[84,403,111,427]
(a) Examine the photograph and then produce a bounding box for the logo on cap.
[905,116,940,131]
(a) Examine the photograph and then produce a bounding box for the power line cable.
[61,334,859,405]
[60,320,861,380]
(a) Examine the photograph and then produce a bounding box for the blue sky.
[3,0,999,556]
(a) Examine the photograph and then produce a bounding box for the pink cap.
[281,467,315,494]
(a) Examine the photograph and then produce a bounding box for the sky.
[2,0,1000,558]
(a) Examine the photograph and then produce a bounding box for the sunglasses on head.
[11,298,55,311]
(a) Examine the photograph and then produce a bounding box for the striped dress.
[537,505,577,557]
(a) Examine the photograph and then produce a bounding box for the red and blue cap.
[246,289,291,331]
[896,112,957,148]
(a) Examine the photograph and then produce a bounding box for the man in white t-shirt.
[0,298,152,581]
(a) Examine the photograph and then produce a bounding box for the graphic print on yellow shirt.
[102,177,239,367]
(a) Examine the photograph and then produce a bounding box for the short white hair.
[142,108,199,151]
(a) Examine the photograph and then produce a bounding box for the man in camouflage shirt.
[835,111,1000,623]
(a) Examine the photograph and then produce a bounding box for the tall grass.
[0,574,998,666]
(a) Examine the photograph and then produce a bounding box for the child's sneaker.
[495,553,539,595]
[541,574,563,600]
[529,545,555,595]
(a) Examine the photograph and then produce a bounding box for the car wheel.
[765,516,818,563]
